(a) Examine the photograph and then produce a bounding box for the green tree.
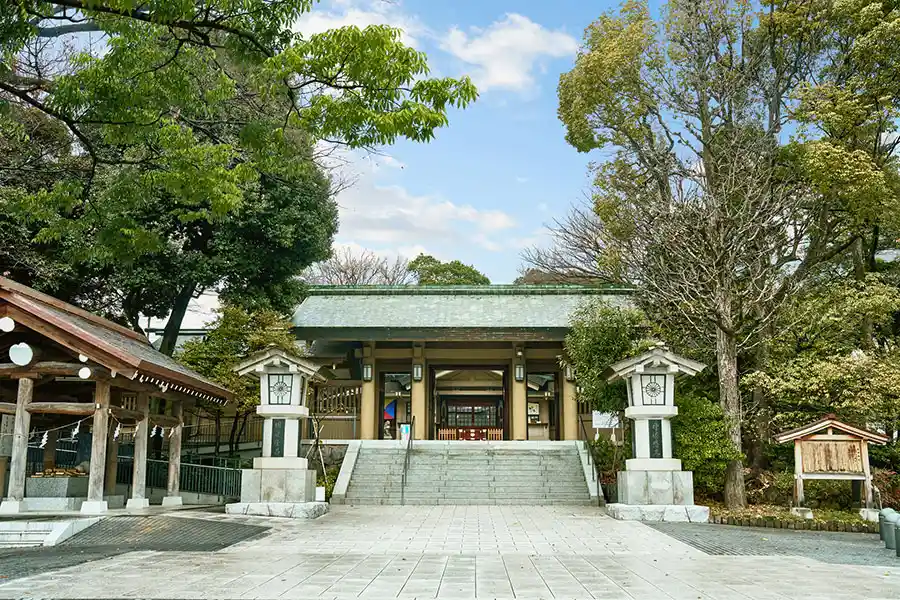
[0,2,477,350]
[177,305,297,454]
[564,299,648,414]
[408,254,490,285]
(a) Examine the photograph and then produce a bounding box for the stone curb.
[709,514,878,533]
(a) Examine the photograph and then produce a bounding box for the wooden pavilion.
[0,276,232,514]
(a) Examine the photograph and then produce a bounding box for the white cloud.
[516,176,529,184]
[333,152,516,256]
[441,14,578,92]
[294,0,424,47]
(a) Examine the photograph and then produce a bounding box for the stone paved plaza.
[2,506,900,599]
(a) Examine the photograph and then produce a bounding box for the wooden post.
[861,440,874,510]
[82,380,110,513]
[360,364,376,440]
[127,393,150,509]
[793,439,805,507]
[562,376,578,441]
[43,430,57,470]
[162,401,183,507]
[103,419,118,497]
[1,378,33,511]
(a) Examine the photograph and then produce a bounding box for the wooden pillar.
[163,401,183,507]
[793,440,805,507]
[360,356,376,440]
[0,378,33,511]
[511,360,527,441]
[0,414,11,499]
[562,376,578,441]
[42,430,58,470]
[861,440,874,509]
[127,393,150,509]
[411,361,426,440]
[82,380,110,513]
[103,420,118,496]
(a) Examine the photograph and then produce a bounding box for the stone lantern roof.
[603,343,706,382]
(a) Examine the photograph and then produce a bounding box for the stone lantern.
[603,342,709,522]
[225,347,328,518]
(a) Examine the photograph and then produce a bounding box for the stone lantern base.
[606,469,709,523]
[225,458,327,519]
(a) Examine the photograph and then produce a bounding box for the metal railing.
[116,456,241,498]
[579,417,605,507]
[400,416,415,506]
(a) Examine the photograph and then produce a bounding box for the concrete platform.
[607,503,710,522]
[225,501,328,519]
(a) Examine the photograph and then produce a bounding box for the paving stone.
[1,506,900,600]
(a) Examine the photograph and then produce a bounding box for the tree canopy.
[407,254,490,285]
[549,0,900,507]
[0,1,477,353]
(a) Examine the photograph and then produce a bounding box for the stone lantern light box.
[603,343,710,523]
[225,346,329,518]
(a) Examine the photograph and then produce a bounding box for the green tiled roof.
[292,285,632,330]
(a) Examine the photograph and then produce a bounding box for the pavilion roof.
[0,276,232,403]
[292,285,632,340]
[774,414,889,445]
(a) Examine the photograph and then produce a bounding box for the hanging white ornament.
[168,426,176,438]
[133,422,140,436]
[72,421,80,439]
[113,422,121,441]
[39,431,48,449]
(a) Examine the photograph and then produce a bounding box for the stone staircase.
[0,520,56,547]
[343,441,592,505]
[0,517,102,548]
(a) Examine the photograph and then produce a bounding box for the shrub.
[745,470,794,505]
[672,393,743,497]
[874,468,900,509]
[317,466,340,501]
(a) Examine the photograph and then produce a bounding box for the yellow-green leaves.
[558,0,657,153]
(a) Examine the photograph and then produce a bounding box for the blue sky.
[296,0,622,283]
[158,0,622,330]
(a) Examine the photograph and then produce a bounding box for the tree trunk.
[749,321,771,470]
[852,238,874,348]
[213,412,221,457]
[716,327,747,508]
[228,413,241,454]
[158,283,196,356]
[235,412,249,445]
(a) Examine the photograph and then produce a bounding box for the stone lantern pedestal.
[225,347,328,519]
[603,343,710,523]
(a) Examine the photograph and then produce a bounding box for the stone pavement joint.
[1,506,899,599]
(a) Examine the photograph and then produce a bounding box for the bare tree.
[521,200,610,282]
[305,247,414,285]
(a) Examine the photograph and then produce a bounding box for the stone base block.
[240,468,316,503]
[617,470,694,505]
[79,500,108,515]
[791,507,814,520]
[161,496,183,507]
[252,456,308,470]
[225,502,328,519]
[126,498,150,510]
[0,500,24,514]
[607,503,709,523]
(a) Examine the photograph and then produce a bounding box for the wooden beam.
[26,401,95,416]
[0,361,88,377]
[0,402,16,415]
[110,406,143,421]
[149,414,181,428]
